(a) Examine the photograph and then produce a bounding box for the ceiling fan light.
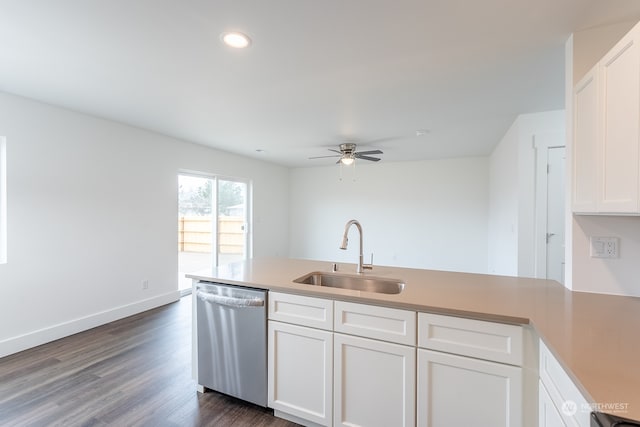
[341,157,355,166]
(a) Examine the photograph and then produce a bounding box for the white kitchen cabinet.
[268,291,333,330]
[572,66,599,213]
[268,294,536,427]
[334,300,416,346]
[572,21,640,214]
[417,312,523,365]
[334,333,416,427]
[333,301,416,427]
[598,24,640,213]
[416,312,525,427]
[539,380,568,427]
[268,321,333,426]
[538,340,590,427]
[417,349,523,427]
[268,292,334,426]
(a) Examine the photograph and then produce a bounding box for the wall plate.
[590,236,619,259]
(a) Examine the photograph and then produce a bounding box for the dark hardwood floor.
[0,296,299,427]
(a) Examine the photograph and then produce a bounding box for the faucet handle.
[363,253,374,270]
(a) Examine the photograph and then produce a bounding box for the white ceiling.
[1,0,640,167]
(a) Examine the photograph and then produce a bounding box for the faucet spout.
[339,219,372,273]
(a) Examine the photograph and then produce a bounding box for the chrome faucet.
[340,219,373,273]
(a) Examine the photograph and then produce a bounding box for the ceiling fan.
[308,143,383,165]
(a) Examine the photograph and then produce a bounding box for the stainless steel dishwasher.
[196,281,267,407]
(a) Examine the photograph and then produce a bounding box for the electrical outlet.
[142,279,149,290]
[590,237,619,259]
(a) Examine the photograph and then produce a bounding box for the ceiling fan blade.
[356,149,383,155]
[308,155,341,159]
[328,149,343,154]
[355,154,381,162]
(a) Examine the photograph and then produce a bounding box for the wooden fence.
[178,216,244,254]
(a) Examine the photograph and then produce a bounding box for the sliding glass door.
[178,174,249,291]
[216,179,248,266]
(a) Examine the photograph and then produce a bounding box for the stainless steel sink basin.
[293,271,405,294]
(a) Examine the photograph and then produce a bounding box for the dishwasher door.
[196,282,267,407]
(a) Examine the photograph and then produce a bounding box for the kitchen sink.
[293,271,405,294]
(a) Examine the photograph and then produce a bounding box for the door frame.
[533,133,565,281]
[215,175,252,265]
[177,171,252,292]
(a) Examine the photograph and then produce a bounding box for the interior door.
[546,147,566,284]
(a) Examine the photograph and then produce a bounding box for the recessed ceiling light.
[221,32,251,49]
[416,129,430,137]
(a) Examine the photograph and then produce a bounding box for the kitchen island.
[188,257,640,423]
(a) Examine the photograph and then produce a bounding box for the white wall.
[488,121,519,276]
[0,91,289,357]
[488,110,565,277]
[288,158,489,274]
[567,22,640,297]
[572,215,640,296]
[0,136,6,264]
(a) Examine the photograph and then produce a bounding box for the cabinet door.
[334,333,415,427]
[539,380,567,427]
[572,66,599,213]
[417,349,523,427]
[539,341,590,427]
[598,25,640,213]
[268,321,333,426]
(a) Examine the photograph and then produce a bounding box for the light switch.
[590,236,619,258]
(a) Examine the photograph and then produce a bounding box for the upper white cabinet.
[572,67,599,213]
[573,22,640,214]
[599,26,640,213]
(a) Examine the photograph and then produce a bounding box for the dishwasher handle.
[197,290,265,308]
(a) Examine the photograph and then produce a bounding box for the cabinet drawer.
[334,301,416,346]
[539,340,590,427]
[269,292,333,330]
[418,312,523,365]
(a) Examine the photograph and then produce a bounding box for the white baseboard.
[0,291,180,358]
